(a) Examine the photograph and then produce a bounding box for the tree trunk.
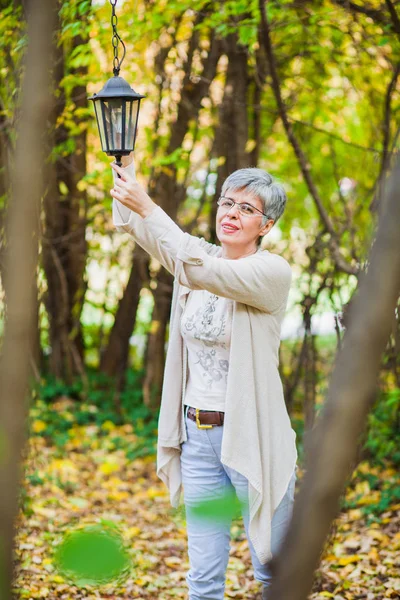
[142,32,248,409]
[209,33,250,243]
[302,307,317,457]
[41,28,88,383]
[0,3,56,597]
[142,28,222,409]
[0,15,43,381]
[0,115,11,322]
[100,244,149,388]
[143,267,174,409]
[265,160,400,600]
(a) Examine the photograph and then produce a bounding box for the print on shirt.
[182,292,230,390]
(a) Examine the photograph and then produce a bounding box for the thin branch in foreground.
[258,0,358,276]
[264,157,400,599]
[0,2,56,598]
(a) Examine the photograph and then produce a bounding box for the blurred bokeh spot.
[54,523,131,587]
[189,489,247,524]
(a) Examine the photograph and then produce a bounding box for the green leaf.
[190,489,246,523]
[54,525,131,586]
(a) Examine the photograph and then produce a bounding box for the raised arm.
[141,203,292,314]
[111,159,181,275]
[111,162,291,313]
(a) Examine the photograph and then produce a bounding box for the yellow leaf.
[164,556,181,567]
[126,526,141,538]
[32,420,46,433]
[382,467,397,477]
[141,510,158,523]
[337,555,362,566]
[108,491,129,501]
[77,179,87,192]
[245,139,256,153]
[368,530,390,544]
[101,476,124,489]
[101,420,116,431]
[146,487,161,499]
[59,181,68,196]
[99,462,120,475]
[322,554,337,562]
[48,459,78,477]
[149,320,160,334]
[357,491,381,505]
[122,424,134,433]
[368,547,379,562]
[34,506,57,518]
[354,481,370,495]
[61,411,74,422]
[347,509,363,520]
[161,166,174,177]
[356,461,370,474]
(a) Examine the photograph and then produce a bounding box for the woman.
[110,154,298,600]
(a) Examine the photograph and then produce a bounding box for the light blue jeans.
[180,405,296,600]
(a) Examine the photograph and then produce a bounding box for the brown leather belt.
[185,405,225,428]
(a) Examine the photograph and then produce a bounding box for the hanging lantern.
[90,78,144,160]
[89,0,144,170]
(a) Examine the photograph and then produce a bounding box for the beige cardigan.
[112,164,298,565]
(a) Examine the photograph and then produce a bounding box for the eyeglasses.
[217,195,270,219]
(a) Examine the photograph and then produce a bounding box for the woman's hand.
[111,162,157,219]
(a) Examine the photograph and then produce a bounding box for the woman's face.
[216,188,273,253]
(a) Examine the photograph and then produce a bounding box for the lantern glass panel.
[102,99,124,152]
[94,101,108,152]
[125,100,140,149]
[99,99,140,153]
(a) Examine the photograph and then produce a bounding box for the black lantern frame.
[89,76,145,166]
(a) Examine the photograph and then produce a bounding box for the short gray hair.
[221,167,287,227]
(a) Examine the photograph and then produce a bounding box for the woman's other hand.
[111,162,157,219]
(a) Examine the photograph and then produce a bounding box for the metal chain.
[109,0,126,76]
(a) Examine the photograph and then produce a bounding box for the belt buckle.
[195,407,213,429]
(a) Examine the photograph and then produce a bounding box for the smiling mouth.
[221,223,239,232]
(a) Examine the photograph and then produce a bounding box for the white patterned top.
[181,289,233,412]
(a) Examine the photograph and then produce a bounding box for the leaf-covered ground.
[14,399,400,599]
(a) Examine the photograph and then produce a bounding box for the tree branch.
[370,61,400,212]
[240,100,383,154]
[258,0,358,276]
[384,0,400,38]
[331,0,389,27]
[265,157,400,600]
[0,2,56,597]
